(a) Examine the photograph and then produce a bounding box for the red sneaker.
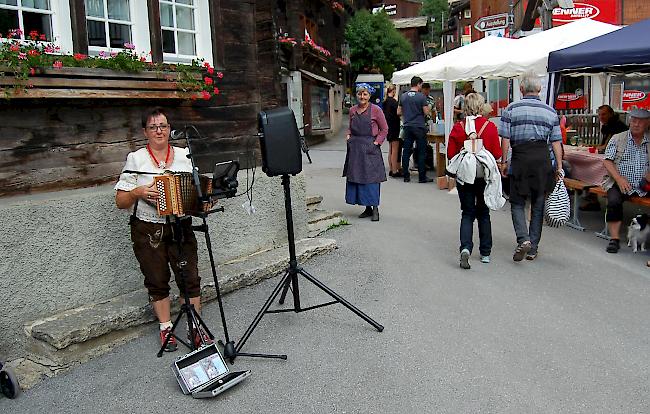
[160,327,178,352]
[189,327,213,349]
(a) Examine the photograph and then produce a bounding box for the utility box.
[355,74,385,108]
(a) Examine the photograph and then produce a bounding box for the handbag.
[544,169,570,227]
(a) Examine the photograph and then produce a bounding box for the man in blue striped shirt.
[498,74,563,262]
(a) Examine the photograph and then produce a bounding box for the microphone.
[170,129,185,140]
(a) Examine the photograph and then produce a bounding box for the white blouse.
[114,146,192,223]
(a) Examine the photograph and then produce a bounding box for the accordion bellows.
[154,172,213,217]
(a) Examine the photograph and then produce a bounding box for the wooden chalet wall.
[255,0,284,109]
[0,0,262,197]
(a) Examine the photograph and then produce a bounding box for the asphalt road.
[4,127,649,413]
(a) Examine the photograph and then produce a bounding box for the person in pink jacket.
[343,84,389,221]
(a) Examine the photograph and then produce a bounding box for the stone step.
[20,237,337,386]
[306,194,323,211]
[308,208,342,224]
[307,209,346,237]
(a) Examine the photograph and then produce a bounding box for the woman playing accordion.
[115,107,202,352]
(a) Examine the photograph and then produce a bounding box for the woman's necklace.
[147,144,171,169]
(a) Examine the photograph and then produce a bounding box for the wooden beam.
[69,0,89,54]
[9,89,193,99]
[209,0,226,70]
[10,67,201,80]
[147,0,163,63]
[0,77,181,90]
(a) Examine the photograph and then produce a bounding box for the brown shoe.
[525,252,538,261]
[513,241,532,262]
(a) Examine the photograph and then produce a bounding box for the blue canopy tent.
[548,18,650,74]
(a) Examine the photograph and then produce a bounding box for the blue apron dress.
[343,105,386,206]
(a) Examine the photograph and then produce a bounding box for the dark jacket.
[601,114,628,146]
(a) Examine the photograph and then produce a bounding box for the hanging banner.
[623,89,650,111]
[552,0,619,26]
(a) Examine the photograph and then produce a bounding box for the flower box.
[0,67,200,99]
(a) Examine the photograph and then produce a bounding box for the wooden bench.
[588,186,650,239]
[563,178,595,231]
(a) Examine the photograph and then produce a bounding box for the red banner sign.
[622,89,650,111]
[552,0,619,25]
[557,93,581,102]
[623,90,647,103]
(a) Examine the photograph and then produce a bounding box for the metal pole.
[509,0,515,37]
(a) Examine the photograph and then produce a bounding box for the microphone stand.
[181,126,278,361]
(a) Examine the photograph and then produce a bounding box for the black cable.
[181,125,258,203]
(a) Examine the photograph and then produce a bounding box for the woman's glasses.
[146,124,170,132]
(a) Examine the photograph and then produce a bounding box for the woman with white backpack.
[447,93,503,269]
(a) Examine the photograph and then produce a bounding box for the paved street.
[4,126,650,413]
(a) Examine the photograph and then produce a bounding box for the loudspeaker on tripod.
[258,107,302,177]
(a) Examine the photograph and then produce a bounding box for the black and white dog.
[627,213,650,253]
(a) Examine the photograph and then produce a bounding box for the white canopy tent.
[391,19,621,140]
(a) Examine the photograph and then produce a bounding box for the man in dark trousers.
[499,74,563,262]
[398,76,432,183]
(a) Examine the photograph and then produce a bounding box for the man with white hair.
[498,74,563,262]
[601,108,650,253]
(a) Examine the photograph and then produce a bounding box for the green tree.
[421,0,450,51]
[344,10,413,80]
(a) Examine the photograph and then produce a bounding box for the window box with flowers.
[331,2,345,14]
[0,30,222,100]
[301,37,331,63]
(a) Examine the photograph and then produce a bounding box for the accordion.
[154,172,214,217]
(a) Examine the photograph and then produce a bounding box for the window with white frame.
[463,9,471,19]
[0,0,53,41]
[160,0,197,58]
[156,0,212,64]
[85,0,132,49]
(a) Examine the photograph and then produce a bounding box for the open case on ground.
[171,344,251,398]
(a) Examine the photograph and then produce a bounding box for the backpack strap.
[477,120,490,138]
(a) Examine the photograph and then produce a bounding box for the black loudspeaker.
[258,107,303,177]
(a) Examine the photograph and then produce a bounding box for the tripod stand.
[233,174,384,361]
[157,215,215,357]
[157,126,234,358]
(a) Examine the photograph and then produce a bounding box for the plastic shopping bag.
[544,170,570,227]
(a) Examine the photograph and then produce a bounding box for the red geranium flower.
[52,61,63,69]
[217,72,224,79]
[213,87,220,95]
[207,67,214,75]
[204,77,213,85]
[201,91,211,100]
[9,44,19,52]
[28,49,39,56]
[203,61,211,68]
[39,34,46,41]
[29,68,35,76]
[73,53,87,61]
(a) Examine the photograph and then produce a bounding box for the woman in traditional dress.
[343,84,389,222]
[115,107,203,352]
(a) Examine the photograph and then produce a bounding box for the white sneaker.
[459,249,471,269]
[480,255,490,264]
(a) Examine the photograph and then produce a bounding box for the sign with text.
[552,0,619,25]
[623,89,650,110]
[474,13,509,32]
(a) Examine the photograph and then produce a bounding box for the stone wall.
[0,171,307,360]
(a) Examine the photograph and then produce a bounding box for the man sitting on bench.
[602,108,650,253]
